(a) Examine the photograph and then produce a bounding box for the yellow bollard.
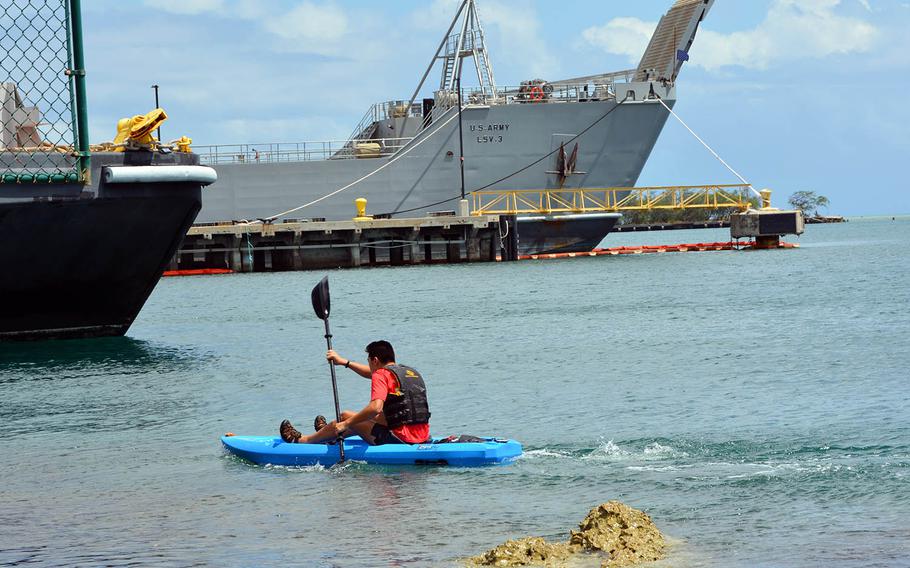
[760,189,773,210]
[175,136,192,153]
[353,197,372,221]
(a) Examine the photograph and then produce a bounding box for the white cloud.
[410,0,461,30]
[144,0,225,16]
[475,1,559,78]
[581,17,655,65]
[145,0,351,56]
[415,0,559,81]
[582,0,879,71]
[262,2,349,55]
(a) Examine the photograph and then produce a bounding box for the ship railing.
[195,137,415,166]
[346,106,382,143]
[447,82,625,107]
[548,69,637,89]
[443,30,484,57]
[471,185,755,215]
[484,83,616,105]
[447,69,636,106]
[428,84,613,113]
[345,100,426,142]
[347,71,637,140]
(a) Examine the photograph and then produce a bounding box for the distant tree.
[620,195,761,226]
[788,191,830,218]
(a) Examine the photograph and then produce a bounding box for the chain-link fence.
[1,0,86,184]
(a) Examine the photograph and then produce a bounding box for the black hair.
[365,340,395,364]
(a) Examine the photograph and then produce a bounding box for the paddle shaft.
[322,318,346,462]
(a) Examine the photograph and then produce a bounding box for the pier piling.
[500,215,519,262]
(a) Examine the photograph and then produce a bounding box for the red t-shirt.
[371,367,430,444]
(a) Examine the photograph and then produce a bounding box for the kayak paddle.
[311,276,345,462]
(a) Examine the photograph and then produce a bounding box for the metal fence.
[194,138,415,166]
[0,0,88,184]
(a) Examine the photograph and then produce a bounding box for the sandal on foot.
[314,415,338,445]
[280,419,302,443]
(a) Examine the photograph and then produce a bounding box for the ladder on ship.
[438,1,497,100]
[345,0,498,147]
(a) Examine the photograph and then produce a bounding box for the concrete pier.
[172,215,503,273]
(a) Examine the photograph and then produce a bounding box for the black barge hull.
[0,153,204,341]
[517,213,620,255]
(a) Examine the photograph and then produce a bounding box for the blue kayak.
[221,435,522,467]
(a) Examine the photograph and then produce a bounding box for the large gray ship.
[196,0,714,253]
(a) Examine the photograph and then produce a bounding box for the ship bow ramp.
[636,0,714,83]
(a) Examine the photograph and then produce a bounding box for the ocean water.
[1,218,908,567]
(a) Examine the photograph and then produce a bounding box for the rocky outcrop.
[470,537,575,567]
[570,502,665,566]
[470,501,665,567]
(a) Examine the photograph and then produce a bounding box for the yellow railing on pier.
[471,185,753,215]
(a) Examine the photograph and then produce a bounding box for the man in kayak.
[279,340,431,445]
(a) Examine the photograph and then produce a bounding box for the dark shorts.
[370,423,406,446]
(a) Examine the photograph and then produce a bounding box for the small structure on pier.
[730,189,804,249]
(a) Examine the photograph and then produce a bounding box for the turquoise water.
[1,219,908,567]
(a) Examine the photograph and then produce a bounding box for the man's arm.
[326,350,371,379]
[338,399,384,434]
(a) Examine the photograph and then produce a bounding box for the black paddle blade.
[311,276,330,320]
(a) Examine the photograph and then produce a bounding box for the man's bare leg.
[298,416,379,445]
[296,411,359,444]
[286,410,392,445]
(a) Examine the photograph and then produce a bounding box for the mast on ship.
[406,0,498,114]
[438,0,498,101]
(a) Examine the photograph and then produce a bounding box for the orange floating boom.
[162,268,234,277]
[516,241,798,261]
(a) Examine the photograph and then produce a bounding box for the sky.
[78,0,910,216]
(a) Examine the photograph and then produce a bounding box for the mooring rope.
[360,240,422,250]
[655,95,761,199]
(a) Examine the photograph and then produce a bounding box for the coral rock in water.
[569,501,665,567]
[471,501,665,567]
[470,537,576,567]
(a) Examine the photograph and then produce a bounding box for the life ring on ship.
[529,85,545,101]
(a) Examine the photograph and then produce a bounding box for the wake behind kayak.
[221,435,522,467]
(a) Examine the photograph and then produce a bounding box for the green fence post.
[68,0,90,184]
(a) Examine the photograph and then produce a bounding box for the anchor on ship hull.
[547,142,586,188]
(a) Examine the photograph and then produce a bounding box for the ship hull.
[0,154,204,341]
[202,96,674,225]
[517,213,620,256]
